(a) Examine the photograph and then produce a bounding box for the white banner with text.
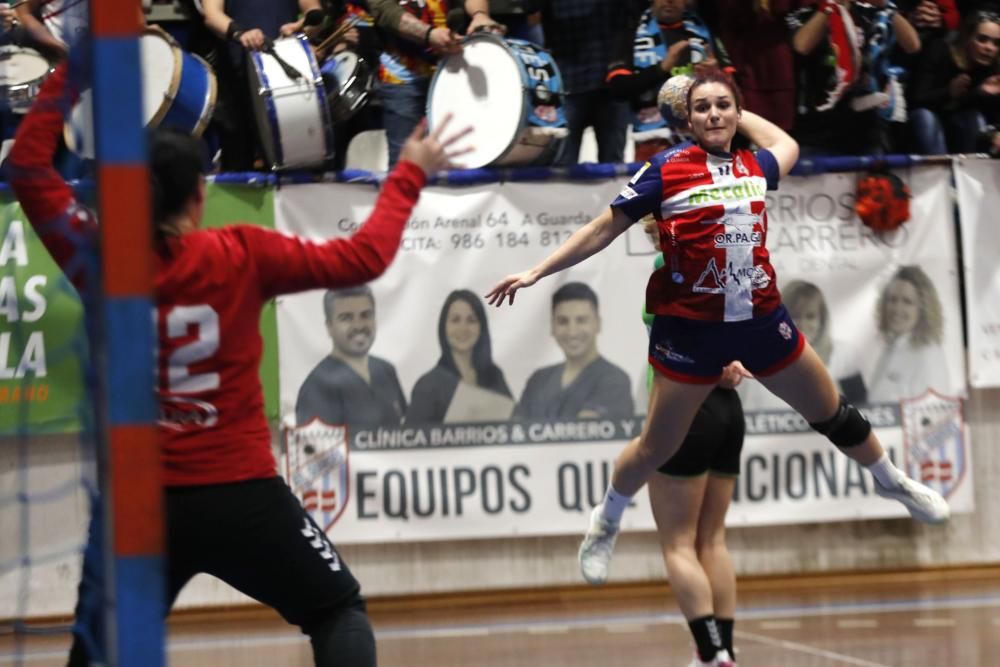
[274,166,973,544]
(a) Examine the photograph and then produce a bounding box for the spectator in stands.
[908,9,1000,153]
[491,0,544,45]
[606,0,733,161]
[702,0,804,133]
[898,0,960,40]
[0,3,25,151]
[540,0,644,165]
[370,0,502,167]
[13,0,86,62]
[787,0,920,156]
[203,0,324,170]
[314,0,383,170]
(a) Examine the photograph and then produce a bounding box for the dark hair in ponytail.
[149,127,207,249]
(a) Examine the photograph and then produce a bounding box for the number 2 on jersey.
[157,305,220,394]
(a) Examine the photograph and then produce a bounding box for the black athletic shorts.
[657,387,745,477]
[165,476,362,628]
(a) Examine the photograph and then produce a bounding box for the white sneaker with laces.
[578,504,619,585]
[686,649,736,667]
[874,474,950,524]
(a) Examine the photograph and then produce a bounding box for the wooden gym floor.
[2,566,998,666]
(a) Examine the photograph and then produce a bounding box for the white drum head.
[333,50,358,85]
[429,38,526,169]
[140,30,178,124]
[0,47,50,86]
[66,32,179,158]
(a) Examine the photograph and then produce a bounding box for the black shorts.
[657,387,745,477]
[165,477,362,628]
[68,477,363,665]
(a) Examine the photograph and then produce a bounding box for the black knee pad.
[809,397,871,448]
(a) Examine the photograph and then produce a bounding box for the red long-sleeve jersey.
[10,64,428,486]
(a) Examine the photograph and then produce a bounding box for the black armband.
[226,20,246,41]
[424,24,434,47]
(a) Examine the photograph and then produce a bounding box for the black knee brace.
[809,397,871,448]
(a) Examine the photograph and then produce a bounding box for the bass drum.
[427,34,567,169]
[66,27,216,157]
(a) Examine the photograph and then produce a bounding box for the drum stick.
[314,15,361,56]
[261,37,304,80]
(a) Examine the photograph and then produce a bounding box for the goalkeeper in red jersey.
[9,63,469,667]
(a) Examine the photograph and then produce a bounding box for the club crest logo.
[900,390,967,499]
[284,419,350,531]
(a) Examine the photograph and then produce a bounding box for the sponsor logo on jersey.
[654,342,694,364]
[687,180,765,205]
[692,257,771,294]
[734,154,749,177]
[159,396,218,431]
[714,230,762,248]
[618,185,639,200]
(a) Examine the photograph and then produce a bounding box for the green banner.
[0,196,87,434]
[0,183,278,436]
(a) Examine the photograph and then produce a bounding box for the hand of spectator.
[398,113,473,176]
[279,19,303,37]
[949,73,971,99]
[660,40,689,73]
[912,0,942,28]
[979,74,1000,96]
[693,57,719,78]
[466,11,505,36]
[428,27,462,55]
[239,28,267,50]
[717,361,753,390]
[341,26,360,46]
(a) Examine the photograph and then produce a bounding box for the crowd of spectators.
[1,0,999,171]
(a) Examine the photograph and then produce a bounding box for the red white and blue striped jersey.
[612,141,782,322]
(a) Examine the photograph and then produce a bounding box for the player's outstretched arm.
[8,63,96,290]
[253,116,473,297]
[485,206,633,307]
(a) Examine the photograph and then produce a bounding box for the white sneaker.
[686,649,736,667]
[874,474,950,524]
[578,504,619,585]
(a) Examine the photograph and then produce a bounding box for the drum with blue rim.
[248,33,335,171]
[65,27,216,158]
[428,33,567,169]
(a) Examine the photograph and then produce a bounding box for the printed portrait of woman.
[867,265,964,402]
[739,280,867,409]
[406,289,516,424]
